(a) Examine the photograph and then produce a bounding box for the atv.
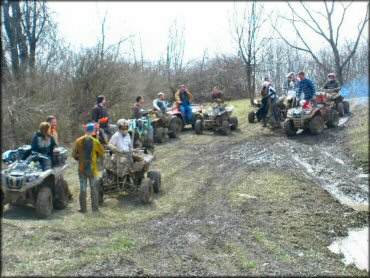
[142,109,181,143]
[194,102,238,135]
[1,145,71,218]
[320,88,350,117]
[284,91,339,136]
[166,102,204,132]
[97,150,161,205]
[128,117,154,154]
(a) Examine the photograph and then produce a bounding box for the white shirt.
[109,131,132,152]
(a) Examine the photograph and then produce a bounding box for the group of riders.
[27,72,342,213]
[255,71,342,128]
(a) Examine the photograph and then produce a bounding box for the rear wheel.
[309,115,324,135]
[139,178,153,204]
[284,120,298,135]
[54,178,70,209]
[327,109,339,128]
[176,117,184,132]
[337,102,344,117]
[221,120,231,135]
[147,170,161,193]
[194,119,203,134]
[168,118,180,138]
[230,117,238,130]
[154,127,164,143]
[343,101,350,114]
[36,187,53,219]
[248,111,255,123]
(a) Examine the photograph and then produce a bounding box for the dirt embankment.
[1,99,368,276]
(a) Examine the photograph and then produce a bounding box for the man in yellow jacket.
[72,123,105,213]
[175,85,193,124]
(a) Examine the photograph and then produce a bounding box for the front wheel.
[327,109,339,128]
[230,117,238,130]
[139,178,153,204]
[309,115,324,135]
[337,102,344,117]
[248,111,255,123]
[147,170,161,193]
[343,101,350,114]
[221,120,231,135]
[192,114,203,130]
[283,120,298,135]
[36,187,53,219]
[194,119,203,134]
[168,118,180,138]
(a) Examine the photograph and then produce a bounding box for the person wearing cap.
[92,95,110,139]
[175,85,193,124]
[72,123,105,213]
[323,73,341,93]
[297,71,316,107]
[108,119,133,153]
[31,121,59,170]
[46,115,59,145]
[211,86,224,103]
[153,92,171,113]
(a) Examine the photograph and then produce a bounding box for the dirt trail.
[2,103,368,276]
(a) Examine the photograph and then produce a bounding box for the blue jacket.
[31,131,57,157]
[298,78,316,101]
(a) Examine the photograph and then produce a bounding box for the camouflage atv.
[143,109,181,143]
[284,91,339,136]
[97,150,161,205]
[1,145,71,218]
[166,102,204,131]
[194,102,238,135]
[320,88,350,117]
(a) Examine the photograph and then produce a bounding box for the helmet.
[117,119,129,129]
[286,72,295,78]
[328,73,336,78]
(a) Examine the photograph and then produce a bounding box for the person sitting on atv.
[131,96,154,150]
[297,71,316,108]
[175,85,193,124]
[31,121,59,171]
[153,92,171,113]
[323,73,341,94]
[92,95,110,140]
[107,119,152,176]
[211,86,224,103]
[46,115,59,145]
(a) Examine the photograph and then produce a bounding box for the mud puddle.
[328,226,369,272]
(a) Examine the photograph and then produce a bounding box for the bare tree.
[230,1,272,104]
[273,1,369,84]
[166,19,185,96]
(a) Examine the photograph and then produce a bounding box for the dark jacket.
[211,92,223,102]
[323,80,341,92]
[92,104,109,129]
[131,102,142,119]
[31,131,57,157]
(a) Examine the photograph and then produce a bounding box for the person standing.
[92,95,110,139]
[297,71,316,108]
[175,85,193,124]
[46,115,59,145]
[72,123,105,213]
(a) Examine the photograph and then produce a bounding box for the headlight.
[303,109,312,115]
[287,110,293,117]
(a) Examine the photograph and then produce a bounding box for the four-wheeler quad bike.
[320,88,350,117]
[97,150,161,205]
[166,102,204,132]
[284,91,339,136]
[248,96,288,126]
[194,102,238,135]
[1,145,71,218]
[142,109,181,143]
[129,117,155,154]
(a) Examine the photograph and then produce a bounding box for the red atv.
[166,102,204,131]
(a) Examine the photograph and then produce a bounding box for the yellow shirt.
[72,135,105,176]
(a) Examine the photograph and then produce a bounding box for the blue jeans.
[78,172,98,211]
[180,104,193,123]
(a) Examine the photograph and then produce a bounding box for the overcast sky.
[48,1,368,62]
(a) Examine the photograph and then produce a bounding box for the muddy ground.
[1,99,368,276]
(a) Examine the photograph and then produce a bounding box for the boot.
[79,191,87,213]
